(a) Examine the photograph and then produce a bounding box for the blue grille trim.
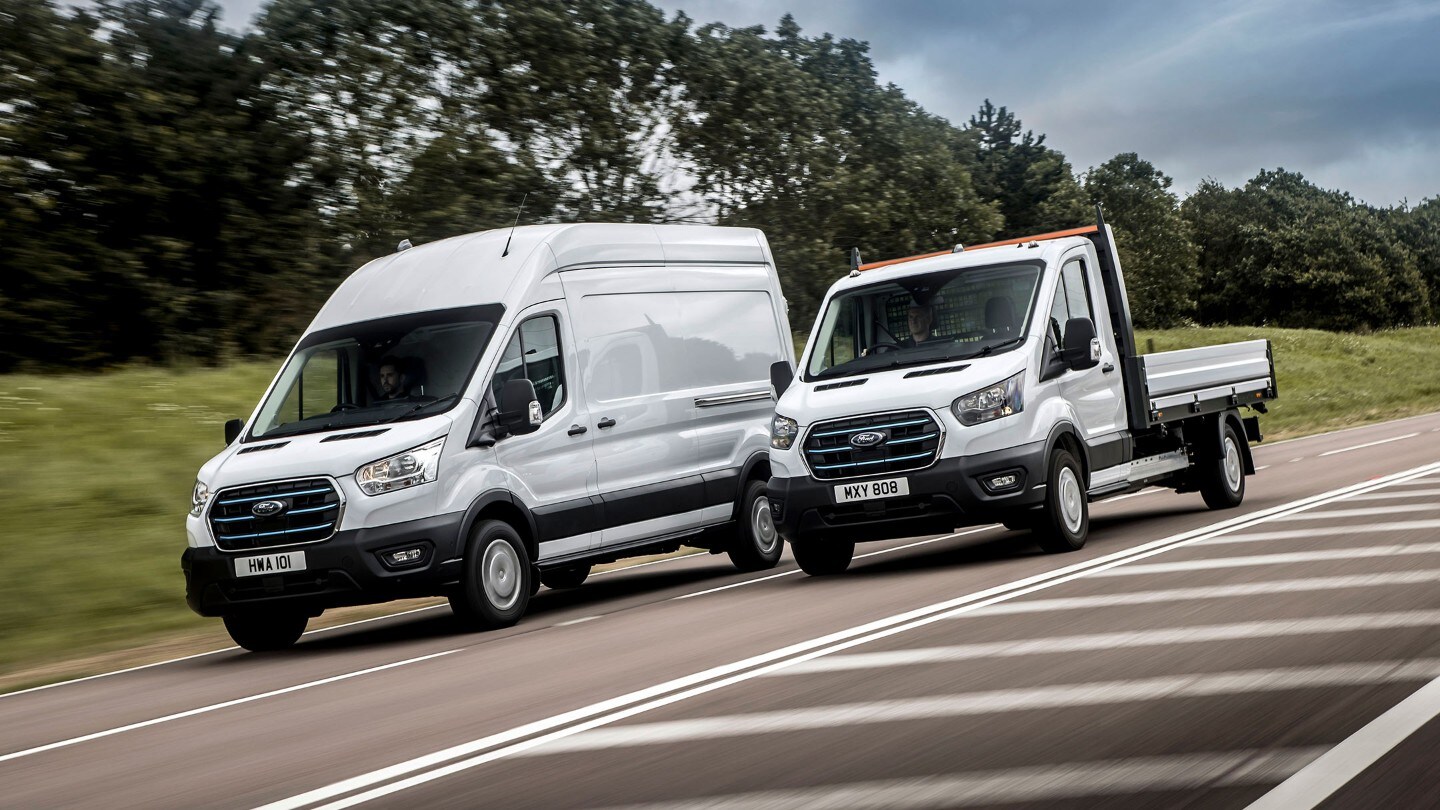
[217,487,332,506]
[222,523,335,541]
[814,451,933,471]
[811,418,930,438]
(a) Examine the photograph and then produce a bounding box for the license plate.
[833,477,910,503]
[234,551,307,578]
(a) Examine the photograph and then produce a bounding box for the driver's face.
[908,307,932,337]
[379,366,401,395]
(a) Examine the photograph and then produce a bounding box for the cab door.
[1050,253,1126,444]
[489,304,599,561]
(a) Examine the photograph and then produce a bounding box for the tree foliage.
[0,1,1434,371]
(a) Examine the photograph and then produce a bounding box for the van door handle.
[597,417,616,429]
[567,424,587,436]
[1102,363,1116,373]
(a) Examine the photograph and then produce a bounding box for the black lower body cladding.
[182,511,466,617]
[769,441,1049,545]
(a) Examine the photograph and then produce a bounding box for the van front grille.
[209,477,342,552]
[802,410,942,481]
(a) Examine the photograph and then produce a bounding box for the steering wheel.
[868,340,903,354]
[330,402,360,413]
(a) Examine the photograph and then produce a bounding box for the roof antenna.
[848,247,863,277]
[501,192,530,258]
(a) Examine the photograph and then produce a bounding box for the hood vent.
[321,428,391,443]
[238,441,289,454]
[815,378,868,392]
[904,364,970,379]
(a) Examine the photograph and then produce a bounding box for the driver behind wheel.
[900,301,936,348]
[376,355,410,400]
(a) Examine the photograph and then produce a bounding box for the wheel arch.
[460,489,539,562]
[1044,421,1090,486]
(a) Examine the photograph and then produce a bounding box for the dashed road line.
[1318,433,1420,457]
[1092,542,1440,577]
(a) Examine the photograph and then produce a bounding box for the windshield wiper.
[956,336,1027,360]
[383,394,461,423]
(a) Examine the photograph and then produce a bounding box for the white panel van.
[184,224,793,650]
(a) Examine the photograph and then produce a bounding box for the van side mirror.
[224,418,243,445]
[770,360,795,399]
[498,378,542,436]
[1063,318,1101,371]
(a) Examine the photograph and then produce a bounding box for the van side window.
[1049,258,1096,346]
[491,315,566,418]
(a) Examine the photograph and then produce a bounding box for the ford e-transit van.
[184,224,794,650]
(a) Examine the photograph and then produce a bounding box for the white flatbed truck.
[767,208,1277,574]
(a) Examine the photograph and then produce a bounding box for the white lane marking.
[1198,519,1440,545]
[1250,675,1440,809]
[260,461,1440,810]
[554,616,600,627]
[960,570,1440,617]
[1289,458,1304,463]
[1093,542,1440,577]
[1274,503,1440,520]
[768,611,1440,676]
[1101,488,1162,502]
[1348,488,1440,501]
[1255,465,1271,471]
[0,649,459,764]
[672,526,1000,601]
[1319,432,1421,457]
[592,748,1325,810]
[1259,410,1440,448]
[527,660,1440,756]
[0,603,452,701]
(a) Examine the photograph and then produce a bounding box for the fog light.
[379,544,430,569]
[981,471,1024,494]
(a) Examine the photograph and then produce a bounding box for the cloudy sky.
[210,0,1440,207]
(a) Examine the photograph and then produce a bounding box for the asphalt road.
[4,412,1440,809]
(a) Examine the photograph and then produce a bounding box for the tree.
[962,100,1088,237]
[1083,153,1199,327]
[1183,170,1430,330]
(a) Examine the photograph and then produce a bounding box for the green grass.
[4,326,1440,678]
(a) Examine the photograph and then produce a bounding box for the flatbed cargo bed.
[1140,339,1276,426]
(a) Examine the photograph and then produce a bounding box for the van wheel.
[1200,422,1247,509]
[450,520,531,630]
[728,480,784,571]
[540,564,591,590]
[1034,448,1088,553]
[223,610,307,652]
[792,537,854,576]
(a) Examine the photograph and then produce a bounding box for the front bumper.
[769,441,1048,544]
[182,511,466,617]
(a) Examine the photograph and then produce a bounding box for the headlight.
[356,438,445,496]
[952,372,1025,426]
[771,414,799,450]
[189,480,211,518]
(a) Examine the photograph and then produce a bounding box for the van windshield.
[248,304,503,440]
[806,261,1043,380]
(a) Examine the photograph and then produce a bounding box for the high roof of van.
[306,223,772,332]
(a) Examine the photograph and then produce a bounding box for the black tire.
[1200,421,1247,510]
[791,537,855,576]
[449,520,532,630]
[1034,448,1088,553]
[223,611,307,652]
[540,564,591,590]
[728,480,785,571]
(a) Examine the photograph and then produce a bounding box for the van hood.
[197,413,457,490]
[777,353,1027,427]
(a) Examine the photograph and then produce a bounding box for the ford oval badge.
[849,431,887,448]
[251,499,287,517]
